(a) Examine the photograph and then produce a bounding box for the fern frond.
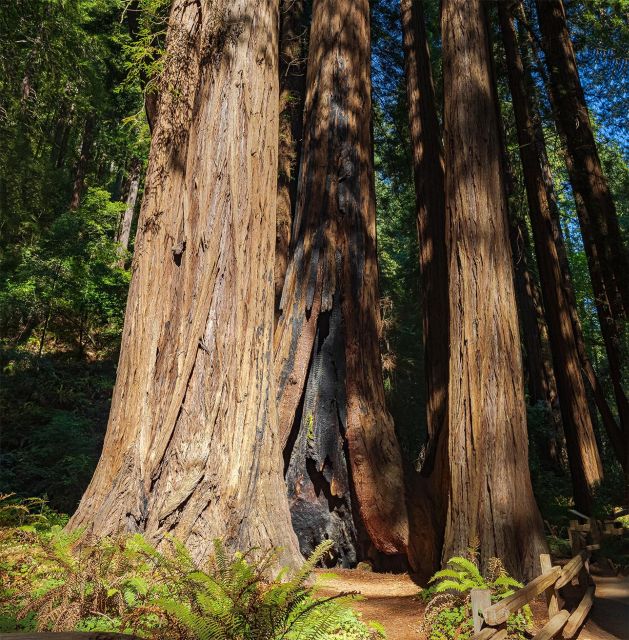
[492,574,523,590]
[446,556,482,580]
[428,568,464,583]
[434,579,476,593]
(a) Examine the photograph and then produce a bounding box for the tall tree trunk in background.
[509,215,562,466]
[535,0,629,321]
[69,0,301,565]
[400,0,448,461]
[516,9,629,480]
[69,114,95,211]
[558,147,629,477]
[50,101,74,169]
[115,157,141,264]
[441,0,546,579]
[276,0,307,319]
[275,0,408,566]
[499,4,602,513]
[400,0,449,579]
[553,185,628,472]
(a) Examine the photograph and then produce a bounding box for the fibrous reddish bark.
[69,0,301,565]
[499,3,602,513]
[441,0,547,580]
[275,0,408,564]
[400,0,449,579]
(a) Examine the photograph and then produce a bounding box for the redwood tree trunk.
[399,0,449,579]
[275,0,408,564]
[400,0,448,450]
[441,0,547,579]
[499,3,602,513]
[115,157,141,263]
[516,4,629,477]
[69,0,301,565]
[275,0,308,320]
[535,0,629,321]
[509,215,562,466]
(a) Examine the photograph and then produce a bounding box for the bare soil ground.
[314,568,423,640]
[314,569,629,640]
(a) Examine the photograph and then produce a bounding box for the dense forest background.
[0,0,628,532]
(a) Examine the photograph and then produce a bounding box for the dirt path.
[577,575,629,640]
[314,569,423,639]
[315,569,629,640]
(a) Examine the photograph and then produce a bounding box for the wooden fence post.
[471,588,492,633]
[539,553,560,617]
[568,520,583,556]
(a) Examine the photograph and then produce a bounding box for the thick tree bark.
[115,157,141,263]
[275,0,307,319]
[441,0,547,580]
[499,3,602,513]
[275,0,408,564]
[399,0,449,579]
[69,115,95,211]
[535,0,629,321]
[69,0,301,565]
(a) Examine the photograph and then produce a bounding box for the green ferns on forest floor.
[421,553,531,640]
[0,496,384,639]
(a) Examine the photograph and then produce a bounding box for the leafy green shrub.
[0,498,382,639]
[421,555,531,640]
[0,350,116,512]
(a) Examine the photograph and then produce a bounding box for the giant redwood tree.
[274,0,408,566]
[441,0,547,579]
[69,0,301,564]
[400,0,449,580]
[499,2,602,513]
[400,0,448,454]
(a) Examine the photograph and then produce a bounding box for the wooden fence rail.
[468,513,626,640]
[470,547,596,640]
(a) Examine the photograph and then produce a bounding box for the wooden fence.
[470,514,626,640]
